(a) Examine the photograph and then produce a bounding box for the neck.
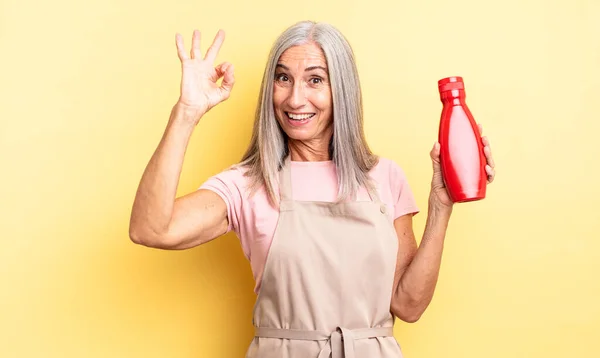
[288,131,332,162]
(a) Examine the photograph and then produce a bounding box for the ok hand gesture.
[175,29,235,122]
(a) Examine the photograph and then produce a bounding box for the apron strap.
[366,184,382,204]
[279,156,293,202]
[255,326,394,358]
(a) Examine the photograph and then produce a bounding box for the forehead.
[278,42,327,68]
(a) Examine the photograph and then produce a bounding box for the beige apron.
[246,158,403,358]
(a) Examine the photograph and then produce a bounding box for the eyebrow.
[276,64,328,73]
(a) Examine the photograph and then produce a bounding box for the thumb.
[216,62,235,100]
[430,142,442,172]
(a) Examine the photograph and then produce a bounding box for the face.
[273,42,333,143]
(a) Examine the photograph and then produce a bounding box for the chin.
[280,127,313,141]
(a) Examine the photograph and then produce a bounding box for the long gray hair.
[239,21,378,205]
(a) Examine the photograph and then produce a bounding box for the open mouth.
[286,112,316,122]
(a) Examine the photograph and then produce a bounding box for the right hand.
[175,29,235,120]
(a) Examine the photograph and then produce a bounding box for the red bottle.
[437,76,486,202]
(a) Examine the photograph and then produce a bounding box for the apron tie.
[255,326,394,358]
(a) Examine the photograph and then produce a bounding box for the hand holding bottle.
[430,123,496,209]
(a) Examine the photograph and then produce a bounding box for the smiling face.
[273,42,333,145]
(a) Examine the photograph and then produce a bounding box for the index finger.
[175,33,189,61]
[204,29,225,63]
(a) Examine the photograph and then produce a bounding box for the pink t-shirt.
[199,157,419,293]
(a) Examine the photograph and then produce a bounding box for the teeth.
[287,113,315,120]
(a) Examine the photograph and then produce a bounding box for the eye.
[310,77,323,84]
[275,73,289,82]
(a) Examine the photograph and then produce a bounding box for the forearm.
[129,103,203,241]
[394,197,452,320]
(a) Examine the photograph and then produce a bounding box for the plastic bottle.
[437,76,486,202]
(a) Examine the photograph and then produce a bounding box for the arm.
[391,132,496,322]
[390,201,451,323]
[128,104,229,250]
[128,29,235,250]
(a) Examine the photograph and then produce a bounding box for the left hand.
[430,123,496,208]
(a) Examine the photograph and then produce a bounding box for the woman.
[129,21,496,358]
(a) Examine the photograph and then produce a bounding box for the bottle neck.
[440,89,466,105]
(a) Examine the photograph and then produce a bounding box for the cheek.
[272,86,288,106]
[311,90,333,112]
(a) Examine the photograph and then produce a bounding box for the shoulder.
[198,163,255,203]
[370,156,419,218]
[370,156,409,183]
[204,163,251,187]
[199,163,257,234]
[369,156,413,200]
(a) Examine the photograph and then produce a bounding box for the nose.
[287,81,307,109]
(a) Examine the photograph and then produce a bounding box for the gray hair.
[239,21,378,205]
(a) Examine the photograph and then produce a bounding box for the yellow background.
[1,0,599,357]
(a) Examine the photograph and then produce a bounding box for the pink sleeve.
[198,166,243,235]
[389,160,420,219]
